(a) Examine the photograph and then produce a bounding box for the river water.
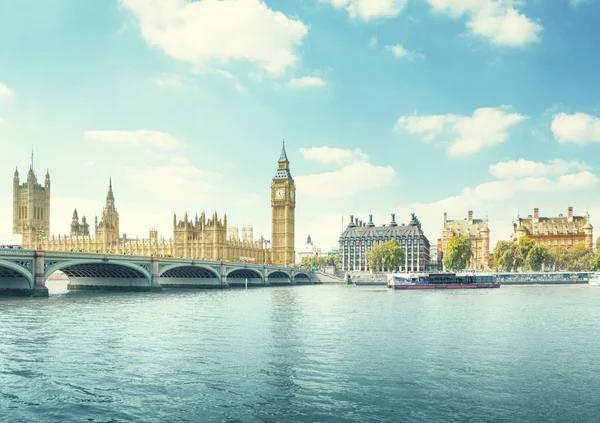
[1,282,599,422]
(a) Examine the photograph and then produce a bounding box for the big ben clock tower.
[271,141,296,266]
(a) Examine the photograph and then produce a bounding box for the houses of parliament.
[11,144,296,266]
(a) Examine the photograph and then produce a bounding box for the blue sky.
[1,0,600,251]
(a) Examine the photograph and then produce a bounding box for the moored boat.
[589,273,600,286]
[387,272,500,289]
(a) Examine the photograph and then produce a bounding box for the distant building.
[296,234,322,264]
[441,211,490,270]
[428,241,442,271]
[70,209,90,237]
[512,206,593,250]
[13,163,50,248]
[339,213,430,272]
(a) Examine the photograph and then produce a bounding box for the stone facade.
[13,165,50,248]
[441,211,491,270]
[14,144,294,264]
[339,213,430,272]
[512,207,593,250]
[270,142,296,266]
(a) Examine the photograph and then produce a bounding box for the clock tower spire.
[271,140,296,265]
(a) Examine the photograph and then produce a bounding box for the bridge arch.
[0,259,34,290]
[294,272,311,281]
[159,264,222,288]
[159,264,220,278]
[267,270,291,279]
[227,267,264,286]
[44,260,151,289]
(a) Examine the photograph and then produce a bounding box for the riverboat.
[387,272,500,290]
[589,273,600,286]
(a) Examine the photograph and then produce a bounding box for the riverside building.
[441,210,491,270]
[512,206,593,249]
[339,213,430,272]
[12,143,296,265]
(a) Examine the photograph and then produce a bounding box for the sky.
[1,0,600,252]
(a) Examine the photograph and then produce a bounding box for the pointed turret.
[105,178,115,210]
[45,169,50,187]
[279,139,289,163]
[274,139,292,180]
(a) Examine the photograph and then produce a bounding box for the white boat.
[589,273,600,286]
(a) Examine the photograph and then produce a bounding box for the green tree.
[366,243,384,271]
[367,240,405,272]
[493,240,514,271]
[590,237,600,271]
[443,235,473,271]
[549,244,593,271]
[514,236,536,271]
[525,244,552,271]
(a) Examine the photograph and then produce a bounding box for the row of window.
[538,239,584,246]
[17,206,46,220]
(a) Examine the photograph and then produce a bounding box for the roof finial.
[30,146,34,169]
[109,177,112,189]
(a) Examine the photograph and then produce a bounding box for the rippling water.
[1,282,599,422]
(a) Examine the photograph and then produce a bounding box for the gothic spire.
[105,178,115,209]
[279,139,289,163]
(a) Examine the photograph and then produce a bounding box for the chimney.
[391,213,396,223]
[468,210,473,223]
[533,208,539,222]
[568,206,573,222]
[443,212,447,224]
[369,214,373,224]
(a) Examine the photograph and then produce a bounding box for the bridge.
[0,249,315,297]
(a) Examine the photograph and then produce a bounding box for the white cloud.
[288,77,326,88]
[327,0,406,21]
[384,43,425,60]
[84,130,181,150]
[125,156,217,202]
[489,159,590,179]
[395,106,527,156]
[426,0,542,46]
[299,146,369,164]
[296,162,395,199]
[0,82,12,98]
[557,171,599,190]
[551,112,600,145]
[121,0,309,75]
[369,36,378,49]
[150,73,188,88]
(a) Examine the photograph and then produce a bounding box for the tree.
[525,244,552,271]
[549,244,593,271]
[443,235,473,271]
[514,236,536,271]
[590,237,600,271]
[367,240,405,272]
[493,240,514,271]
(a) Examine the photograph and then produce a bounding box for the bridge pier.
[33,252,49,297]
[220,262,229,288]
[150,258,163,292]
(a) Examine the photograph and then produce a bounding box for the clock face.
[274,188,285,200]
